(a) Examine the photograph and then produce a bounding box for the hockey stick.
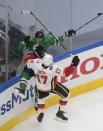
[34,85,38,111]
[75,13,103,32]
[21,10,72,55]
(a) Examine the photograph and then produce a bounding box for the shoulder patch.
[55,68,61,74]
[29,59,34,63]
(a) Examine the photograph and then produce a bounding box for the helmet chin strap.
[42,64,49,69]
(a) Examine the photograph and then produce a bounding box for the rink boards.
[0,41,103,131]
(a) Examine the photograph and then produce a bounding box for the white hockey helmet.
[43,54,53,67]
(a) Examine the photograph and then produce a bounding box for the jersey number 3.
[36,74,48,84]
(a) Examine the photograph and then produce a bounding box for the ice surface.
[11,87,103,131]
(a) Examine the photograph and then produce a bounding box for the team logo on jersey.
[56,68,61,74]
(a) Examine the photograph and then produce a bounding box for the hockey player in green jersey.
[17,29,75,74]
[17,29,76,53]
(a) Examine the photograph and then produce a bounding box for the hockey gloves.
[24,36,30,44]
[71,56,80,67]
[65,29,76,37]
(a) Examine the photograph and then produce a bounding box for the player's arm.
[59,29,76,41]
[17,36,34,51]
[17,41,26,51]
[17,36,30,51]
[50,29,76,45]
[64,56,80,77]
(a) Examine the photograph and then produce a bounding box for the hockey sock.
[59,97,68,112]
[37,99,45,114]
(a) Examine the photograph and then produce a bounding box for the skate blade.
[54,117,68,123]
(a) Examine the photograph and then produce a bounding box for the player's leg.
[36,90,49,122]
[14,65,35,98]
[53,82,70,121]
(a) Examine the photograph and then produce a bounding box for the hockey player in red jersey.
[21,53,80,122]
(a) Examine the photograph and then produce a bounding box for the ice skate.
[14,87,25,98]
[37,112,44,123]
[55,107,68,122]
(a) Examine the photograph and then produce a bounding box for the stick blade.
[21,10,31,14]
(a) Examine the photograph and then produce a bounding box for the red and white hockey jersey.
[26,58,76,91]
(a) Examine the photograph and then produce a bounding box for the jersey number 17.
[36,74,48,84]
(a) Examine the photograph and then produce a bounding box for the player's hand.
[24,36,30,44]
[71,56,80,67]
[14,87,26,98]
[65,29,76,37]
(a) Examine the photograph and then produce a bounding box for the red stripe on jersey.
[24,53,37,63]
[53,76,57,89]
[64,65,76,77]
[59,100,67,105]
[38,104,45,109]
